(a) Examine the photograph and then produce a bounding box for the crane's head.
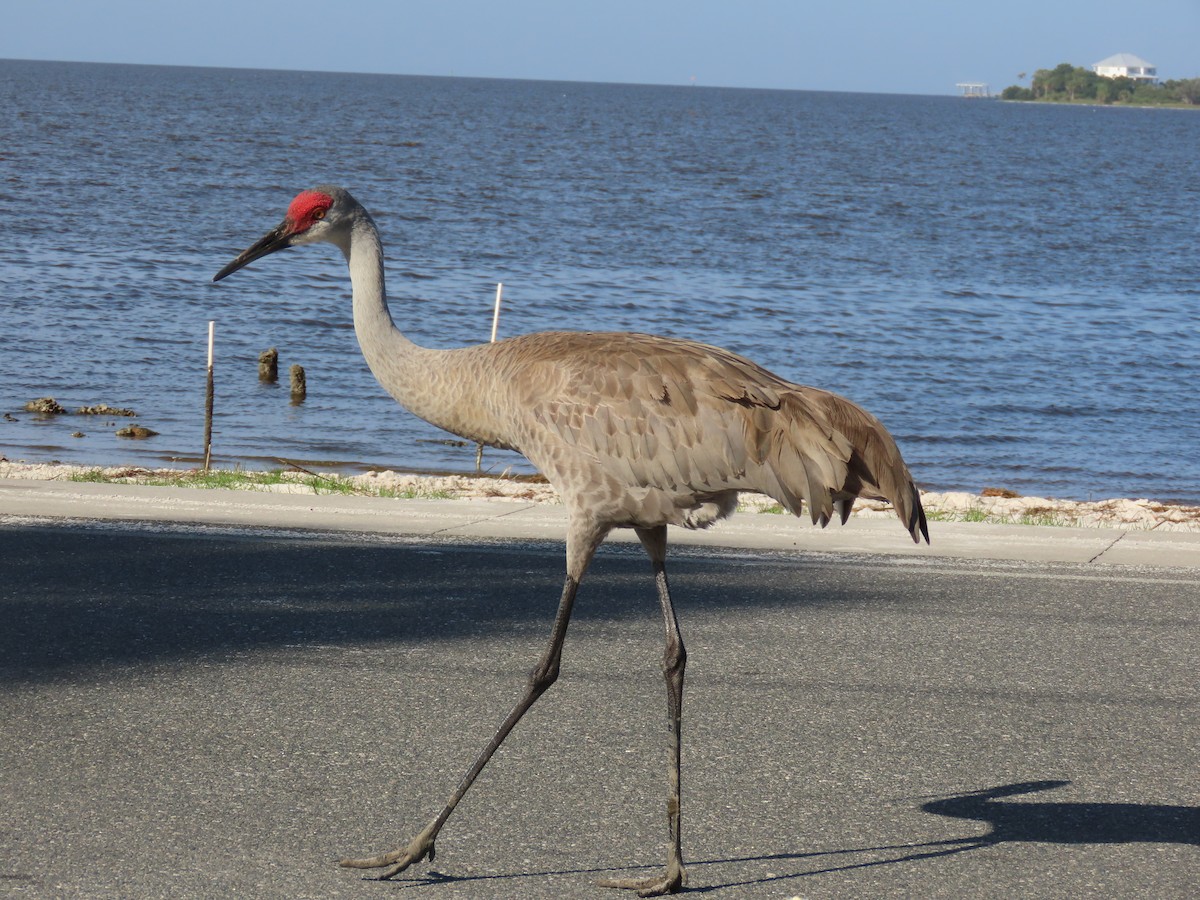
[213,186,352,282]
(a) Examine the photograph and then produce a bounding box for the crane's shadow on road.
[374,780,1200,893]
[696,779,1199,891]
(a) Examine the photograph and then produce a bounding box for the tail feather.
[774,387,929,545]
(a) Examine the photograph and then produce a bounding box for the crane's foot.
[597,863,687,897]
[338,824,437,880]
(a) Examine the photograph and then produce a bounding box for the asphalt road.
[2,519,1197,899]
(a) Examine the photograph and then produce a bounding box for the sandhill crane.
[214,185,928,896]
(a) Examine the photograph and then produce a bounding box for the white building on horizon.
[1092,53,1158,83]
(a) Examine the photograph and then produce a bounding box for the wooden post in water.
[289,364,307,403]
[259,347,279,383]
[476,283,503,472]
[203,321,215,472]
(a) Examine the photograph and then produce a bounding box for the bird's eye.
[313,208,327,221]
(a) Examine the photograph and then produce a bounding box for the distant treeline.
[1002,63,1200,106]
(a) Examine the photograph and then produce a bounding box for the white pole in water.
[477,284,504,471]
[490,282,503,342]
[203,321,215,472]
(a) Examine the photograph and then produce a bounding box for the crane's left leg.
[599,525,687,896]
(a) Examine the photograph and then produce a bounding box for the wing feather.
[505,331,927,543]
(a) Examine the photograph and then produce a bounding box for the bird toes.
[597,865,687,896]
[338,828,437,879]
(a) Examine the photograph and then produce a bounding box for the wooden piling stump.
[259,348,279,383]
[290,364,306,402]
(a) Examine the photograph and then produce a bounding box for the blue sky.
[2,0,1196,95]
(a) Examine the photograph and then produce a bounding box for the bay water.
[2,60,1197,503]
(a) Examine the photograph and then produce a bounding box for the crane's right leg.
[339,521,606,880]
[598,524,687,896]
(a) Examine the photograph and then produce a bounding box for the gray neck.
[337,210,496,444]
[343,213,416,357]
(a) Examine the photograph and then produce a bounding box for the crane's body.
[370,327,923,534]
[215,185,928,896]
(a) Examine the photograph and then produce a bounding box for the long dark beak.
[212,221,293,282]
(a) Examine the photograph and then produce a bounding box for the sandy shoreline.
[3,460,1198,533]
